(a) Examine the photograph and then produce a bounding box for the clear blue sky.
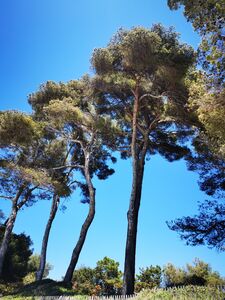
[1,0,224,280]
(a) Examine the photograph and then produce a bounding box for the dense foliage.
[135,266,162,292]
[0,227,33,282]
[168,0,225,87]
[163,259,225,287]
[72,257,122,296]
[168,199,225,251]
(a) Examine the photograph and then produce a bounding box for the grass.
[135,285,225,300]
[1,283,225,299]
[0,279,77,297]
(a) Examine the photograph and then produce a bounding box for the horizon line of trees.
[0,229,224,296]
[0,0,225,295]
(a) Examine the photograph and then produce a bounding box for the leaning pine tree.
[0,111,57,278]
[91,24,196,294]
[29,77,117,283]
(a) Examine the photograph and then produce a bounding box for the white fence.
[38,296,137,300]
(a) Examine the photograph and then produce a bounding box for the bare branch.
[148,114,161,132]
[17,185,39,210]
[53,164,84,170]
[139,93,164,101]
[0,195,13,200]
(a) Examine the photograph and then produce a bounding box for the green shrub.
[135,285,225,300]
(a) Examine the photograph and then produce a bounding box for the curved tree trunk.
[0,184,25,279]
[0,203,17,277]
[63,151,95,283]
[0,185,35,278]
[36,193,60,281]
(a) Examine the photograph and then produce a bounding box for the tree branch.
[17,185,38,210]
[139,93,164,101]
[53,164,84,170]
[0,195,13,200]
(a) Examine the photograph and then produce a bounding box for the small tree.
[163,263,187,287]
[23,254,53,284]
[0,111,67,278]
[95,257,123,295]
[163,259,225,287]
[72,266,97,295]
[135,265,161,292]
[0,111,49,278]
[0,227,33,282]
[72,257,122,296]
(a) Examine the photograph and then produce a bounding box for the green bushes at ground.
[2,285,225,299]
[136,286,225,300]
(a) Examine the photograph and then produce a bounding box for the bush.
[72,257,123,296]
[163,258,225,287]
[0,227,33,282]
[135,265,161,292]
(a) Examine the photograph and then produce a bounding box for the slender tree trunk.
[63,151,95,283]
[123,88,149,295]
[123,168,145,295]
[0,185,35,278]
[36,193,60,281]
[0,194,20,278]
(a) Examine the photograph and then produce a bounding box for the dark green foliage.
[167,199,225,251]
[186,137,225,198]
[135,265,162,292]
[167,71,225,251]
[72,267,96,295]
[95,257,123,295]
[168,135,225,251]
[0,227,33,282]
[168,0,225,87]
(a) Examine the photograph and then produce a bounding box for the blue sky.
[1,0,224,280]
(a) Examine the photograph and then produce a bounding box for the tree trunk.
[0,185,34,278]
[36,193,60,281]
[63,151,95,283]
[0,203,18,277]
[123,161,145,295]
[123,87,149,295]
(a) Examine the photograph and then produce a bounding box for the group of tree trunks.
[0,0,225,295]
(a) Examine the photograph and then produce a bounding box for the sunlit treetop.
[91,24,196,162]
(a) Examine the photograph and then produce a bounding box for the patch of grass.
[0,281,22,296]
[135,285,225,300]
[3,283,225,299]
[6,279,78,297]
